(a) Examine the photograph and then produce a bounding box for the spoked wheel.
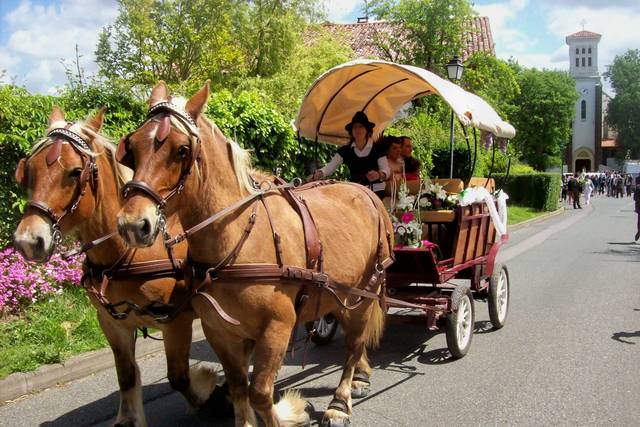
[488,264,510,329]
[310,314,339,346]
[445,286,475,359]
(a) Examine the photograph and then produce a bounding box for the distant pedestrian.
[625,174,633,197]
[568,173,582,209]
[616,174,625,198]
[634,176,640,241]
[583,178,594,205]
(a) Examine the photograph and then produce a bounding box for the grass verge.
[508,204,552,225]
[0,286,107,380]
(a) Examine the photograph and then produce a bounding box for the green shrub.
[494,172,561,211]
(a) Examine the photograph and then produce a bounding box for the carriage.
[294,60,516,358]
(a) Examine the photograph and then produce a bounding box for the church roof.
[314,16,495,62]
[567,30,602,39]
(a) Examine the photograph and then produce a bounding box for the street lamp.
[445,55,464,178]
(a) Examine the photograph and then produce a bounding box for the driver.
[311,111,390,199]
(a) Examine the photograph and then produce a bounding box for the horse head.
[116,80,210,248]
[13,106,106,262]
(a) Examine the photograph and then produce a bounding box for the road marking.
[500,205,593,262]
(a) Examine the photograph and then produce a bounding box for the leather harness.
[116,100,410,330]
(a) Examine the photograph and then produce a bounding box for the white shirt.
[320,139,391,192]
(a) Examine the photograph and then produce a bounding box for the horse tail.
[364,298,385,349]
[274,389,310,426]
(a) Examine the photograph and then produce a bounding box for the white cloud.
[324,0,361,23]
[1,0,118,93]
[475,0,533,57]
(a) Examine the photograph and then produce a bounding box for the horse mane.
[30,119,132,191]
[167,97,260,195]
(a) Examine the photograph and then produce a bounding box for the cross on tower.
[580,19,587,30]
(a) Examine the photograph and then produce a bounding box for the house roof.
[316,16,495,62]
[601,139,617,148]
[567,30,602,39]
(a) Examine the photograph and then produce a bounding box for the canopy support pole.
[449,109,455,179]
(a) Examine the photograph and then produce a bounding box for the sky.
[0,0,638,94]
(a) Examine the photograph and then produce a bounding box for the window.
[576,48,579,54]
[581,100,587,120]
[588,57,592,66]
[588,47,592,54]
[582,57,586,67]
[582,48,585,54]
[576,57,580,67]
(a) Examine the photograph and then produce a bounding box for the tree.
[604,49,640,160]
[461,52,520,121]
[368,0,475,73]
[511,69,578,171]
[95,0,243,91]
[232,0,325,78]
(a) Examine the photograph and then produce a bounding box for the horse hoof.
[321,417,351,427]
[350,382,370,399]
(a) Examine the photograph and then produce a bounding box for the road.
[1,195,639,426]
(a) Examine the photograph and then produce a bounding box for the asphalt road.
[1,195,639,426]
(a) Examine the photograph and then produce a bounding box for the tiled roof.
[567,30,602,39]
[316,17,495,62]
[601,139,617,148]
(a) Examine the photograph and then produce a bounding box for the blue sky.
[1,0,638,94]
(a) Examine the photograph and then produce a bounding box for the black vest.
[338,142,385,186]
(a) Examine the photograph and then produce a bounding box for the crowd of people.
[561,171,637,209]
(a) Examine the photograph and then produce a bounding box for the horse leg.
[199,320,256,427]
[96,311,146,427]
[249,320,309,427]
[323,300,383,427]
[162,314,229,413]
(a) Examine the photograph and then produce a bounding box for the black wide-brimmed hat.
[345,111,375,134]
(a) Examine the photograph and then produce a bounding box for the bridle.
[117,101,201,240]
[16,124,98,247]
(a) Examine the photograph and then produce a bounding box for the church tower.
[566,30,602,172]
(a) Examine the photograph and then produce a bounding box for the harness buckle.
[312,272,329,285]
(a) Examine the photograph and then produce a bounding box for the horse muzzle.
[14,218,54,262]
[117,214,159,248]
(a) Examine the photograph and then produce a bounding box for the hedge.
[493,172,561,211]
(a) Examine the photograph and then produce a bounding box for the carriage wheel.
[488,264,510,329]
[310,314,339,346]
[445,286,475,359]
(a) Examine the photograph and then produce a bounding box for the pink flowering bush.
[0,247,83,316]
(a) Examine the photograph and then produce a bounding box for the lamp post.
[446,55,464,178]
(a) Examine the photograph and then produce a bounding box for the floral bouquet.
[390,181,431,249]
[418,181,460,211]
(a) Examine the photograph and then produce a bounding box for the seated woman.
[399,136,421,181]
[385,136,404,187]
[312,111,390,199]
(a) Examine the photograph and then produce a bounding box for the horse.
[115,81,393,427]
[12,106,224,427]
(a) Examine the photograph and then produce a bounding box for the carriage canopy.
[294,59,516,145]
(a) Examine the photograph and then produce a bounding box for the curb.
[509,206,565,232]
[0,320,205,404]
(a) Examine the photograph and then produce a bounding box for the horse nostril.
[139,218,151,237]
[35,236,45,253]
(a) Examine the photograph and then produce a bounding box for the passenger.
[385,136,404,183]
[399,136,421,180]
[311,111,390,199]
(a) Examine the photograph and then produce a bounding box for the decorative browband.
[146,101,198,131]
[47,128,92,153]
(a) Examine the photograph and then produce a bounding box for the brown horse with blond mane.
[116,81,393,426]
[13,107,224,427]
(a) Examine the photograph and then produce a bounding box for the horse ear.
[185,80,210,122]
[116,137,134,169]
[49,105,65,125]
[149,81,169,107]
[15,158,26,186]
[86,106,107,133]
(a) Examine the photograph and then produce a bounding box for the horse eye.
[69,168,83,178]
[177,145,190,158]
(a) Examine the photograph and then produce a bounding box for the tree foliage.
[369,0,475,73]
[604,49,640,160]
[511,69,578,171]
[95,0,244,92]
